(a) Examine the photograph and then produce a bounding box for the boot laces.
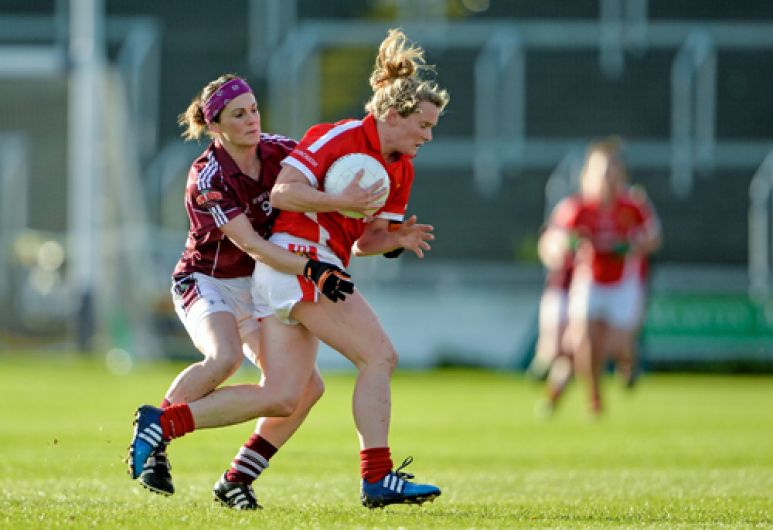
[394,456,415,480]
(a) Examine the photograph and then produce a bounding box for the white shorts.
[172,272,260,347]
[567,272,644,331]
[252,233,345,325]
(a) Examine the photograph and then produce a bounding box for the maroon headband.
[203,78,252,124]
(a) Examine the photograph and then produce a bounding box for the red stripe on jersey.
[299,274,317,302]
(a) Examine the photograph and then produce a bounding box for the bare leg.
[292,291,396,449]
[165,311,244,404]
[606,326,636,387]
[531,289,566,379]
[254,369,324,447]
[244,318,325,447]
[187,316,318,428]
[572,318,606,414]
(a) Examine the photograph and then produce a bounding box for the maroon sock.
[360,447,392,483]
[160,403,195,440]
[225,435,278,484]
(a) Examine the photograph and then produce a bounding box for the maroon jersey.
[172,134,297,279]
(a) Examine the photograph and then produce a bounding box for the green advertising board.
[643,294,773,362]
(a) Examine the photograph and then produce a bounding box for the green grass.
[0,354,771,528]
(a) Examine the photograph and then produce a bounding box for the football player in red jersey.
[249,29,447,508]
[257,29,449,508]
[552,140,661,414]
[127,74,354,505]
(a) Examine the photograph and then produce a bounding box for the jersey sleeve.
[187,155,244,232]
[282,122,353,188]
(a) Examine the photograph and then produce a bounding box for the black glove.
[303,259,355,302]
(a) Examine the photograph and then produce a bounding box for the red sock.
[225,434,278,484]
[160,403,195,440]
[160,398,171,409]
[360,447,392,483]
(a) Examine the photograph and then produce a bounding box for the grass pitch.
[0,353,771,529]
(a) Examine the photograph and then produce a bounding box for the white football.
[323,153,390,218]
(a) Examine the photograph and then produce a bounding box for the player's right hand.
[393,215,435,259]
[339,170,388,215]
[303,259,355,302]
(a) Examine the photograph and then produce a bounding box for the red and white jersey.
[553,192,653,284]
[272,113,414,266]
[172,134,297,279]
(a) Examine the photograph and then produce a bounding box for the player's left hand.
[394,215,434,258]
[303,259,355,302]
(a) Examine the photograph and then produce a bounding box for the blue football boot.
[127,405,165,479]
[360,457,441,509]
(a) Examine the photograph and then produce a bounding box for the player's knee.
[369,348,398,374]
[202,350,242,381]
[272,395,300,417]
[388,350,399,372]
[264,387,304,417]
[307,372,325,405]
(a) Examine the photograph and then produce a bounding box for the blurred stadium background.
[1,0,772,372]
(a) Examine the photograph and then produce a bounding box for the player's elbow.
[271,185,309,212]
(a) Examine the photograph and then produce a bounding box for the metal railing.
[263,19,773,196]
[599,0,650,78]
[0,13,162,162]
[749,151,773,301]
[671,30,716,198]
[473,30,524,197]
[114,17,162,163]
[0,134,29,304]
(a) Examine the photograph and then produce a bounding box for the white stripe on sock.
[239,447,269,469]
[233,463,259,479]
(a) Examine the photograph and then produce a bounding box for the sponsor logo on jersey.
[295,150,318,168]
[196,189,223,209]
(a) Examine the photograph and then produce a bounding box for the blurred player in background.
[532,196,577,414]
[127,74,354,503]
[249,28,448,509]
[548,139,661,414]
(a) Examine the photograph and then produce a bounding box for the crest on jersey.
[196,189,223,209]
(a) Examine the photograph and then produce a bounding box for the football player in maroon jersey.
[128,75,355,503]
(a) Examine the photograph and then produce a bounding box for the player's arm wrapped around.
[303,259,355,302]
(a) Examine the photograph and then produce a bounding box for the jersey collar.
[211,141,242,178]
[362,114,381,154]
[212,139,263,178]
